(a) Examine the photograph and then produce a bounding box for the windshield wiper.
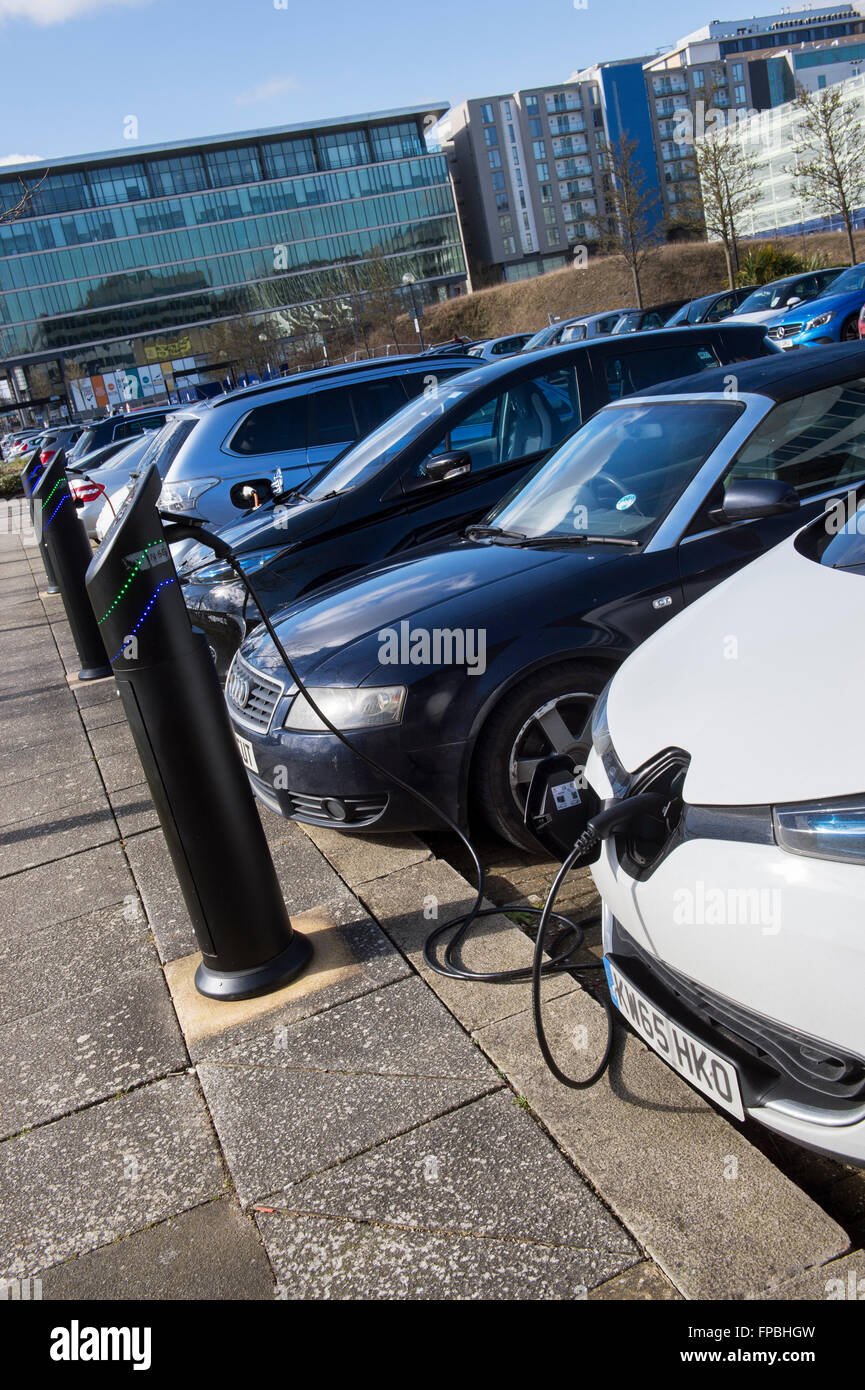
[464,524,530,542]
[517,533,641,548]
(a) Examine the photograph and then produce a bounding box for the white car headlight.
[284,686,406,732]
[773,796,865,865]
[806,311,834,330]
[159,476,220,514]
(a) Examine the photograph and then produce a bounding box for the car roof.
[208,353,470,409]
[639,341,865,402]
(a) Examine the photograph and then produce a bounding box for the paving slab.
[86,718,138,762]
[0,842,136,941]
[258,1210,628,1301]
[0,1075,225,1279]
[200,975,495,1082]
[95,746,145,794]
[40,1197,275,1301]
[0,966,187,1138]
[273,1089,635,1259]
[0,728,93,788]
[0,758,105,829]
[0,898,154,1022]
[108,782,160,838]
[0,796,117,875]
[302,823,431,886]
[751,1250,865,1300]
[473,994,849,1300]
[79,694,127,730]
[197,975,500,1203]
[589,1261,682,1300]
[358,857,580,1032]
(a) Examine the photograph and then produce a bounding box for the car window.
[725,379,865,501]
[601,344,718,402]
[350,378,409,438]
[560,324,587,343]
[822,265,865,295]
[416,366,580,478]
[229,397,307,454]
[308,386,355,448]
[486,400,741,544]
[402,367,464,401]
[708,294,735,320]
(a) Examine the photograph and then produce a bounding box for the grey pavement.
[0,522,856,1301]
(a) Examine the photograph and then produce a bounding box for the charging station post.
[85,461,311,1000]
[20,458,61,595]
[29,451,111,679]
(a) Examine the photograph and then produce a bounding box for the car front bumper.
[586,748,865,1162]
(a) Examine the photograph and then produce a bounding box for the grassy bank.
[422,230,865,343]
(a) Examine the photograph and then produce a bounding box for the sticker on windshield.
[616,493,637,511]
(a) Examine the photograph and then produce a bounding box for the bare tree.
[787,85,865,265]
[0,172,46,226]
[601,135,661,308]
[692,125,762,288]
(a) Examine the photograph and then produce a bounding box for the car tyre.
[473,661,610,851]
[841,314,860,342]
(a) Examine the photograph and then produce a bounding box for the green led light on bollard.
[28,451,111,679]
[85,462,311,1002]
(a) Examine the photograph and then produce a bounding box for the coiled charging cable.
[166,519,659,1089]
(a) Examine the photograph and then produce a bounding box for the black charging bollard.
[29,450,111,679]
[85,461,311,1000]
[20,456,60,594]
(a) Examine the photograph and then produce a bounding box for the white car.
[585,502,865,1161]
[70,433,156,540]
[723,269,843,327]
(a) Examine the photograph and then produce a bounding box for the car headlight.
[159,476,220,514]
[805,311,834,330]
[284,686,406,732]
[773,795,865,865]
[187,546,287,585]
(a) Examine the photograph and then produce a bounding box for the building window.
[592,109,603,128]
[525,95,540,116]
[733,62,744,82]
[88,163,149,205]
[734,84,746,104]
[539,183,553,203]
[495,191,509,209]
[316,128,371,170]
[147,155,207,195]
[369,121,424,161]
[499,213,513,234]
[529,117,543,139]
[488,149,502,169]
[484,126,499,147]
[502,235,517,254]
[260,138,317,179]
[480,103,495,124]
[547,228,561,246]
[532,140,546,160]
[693,69,705,88]
[543,206,557,225]
[512,146,521,167]
[204,146,262,187]
[491,170,505,189]
[508,123,516,143]
[536,162,549,181]
[504,101,513,121]
[589,86,599,105]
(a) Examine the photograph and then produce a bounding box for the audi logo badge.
[229,672,250,708]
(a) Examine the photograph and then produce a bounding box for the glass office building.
[0,106,466,416]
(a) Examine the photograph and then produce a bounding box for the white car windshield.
[485,400,742,544]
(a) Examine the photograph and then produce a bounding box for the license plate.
[235,733,259,774]
[604,957,745,1120]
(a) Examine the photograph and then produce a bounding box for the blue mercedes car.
[768,261,865,349]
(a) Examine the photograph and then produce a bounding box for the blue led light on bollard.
[29,450,111,679]
[85,461,311,1001]
[20,457,60,594]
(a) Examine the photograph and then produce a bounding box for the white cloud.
[0,153,42,164]
[234,75,300,108]
[0,0,146,24]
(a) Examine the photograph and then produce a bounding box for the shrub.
[736,243,808,286]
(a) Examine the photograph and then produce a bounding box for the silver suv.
[159,354,472,531]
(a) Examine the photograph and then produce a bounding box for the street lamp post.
[401,272,425,350]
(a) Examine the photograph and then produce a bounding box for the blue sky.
[1,0,707,164]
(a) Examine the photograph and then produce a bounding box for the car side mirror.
[421,451,472,484]
[229,478,273,509]
[715,478,799,524]
[786,296,802,307]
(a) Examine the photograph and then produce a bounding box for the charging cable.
[164,518,659,1090]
